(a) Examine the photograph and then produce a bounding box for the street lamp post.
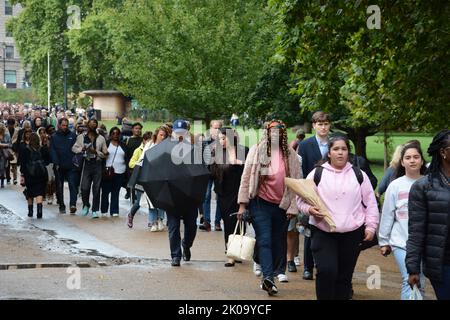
[62,57,69,111]
[2,43,6,88]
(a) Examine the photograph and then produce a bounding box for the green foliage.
[0,87,38,104]
[270,0,450,133]
[108,0,275,122]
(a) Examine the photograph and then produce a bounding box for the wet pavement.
[0,182,436,300]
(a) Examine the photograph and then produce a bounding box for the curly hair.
[258,120,291,184]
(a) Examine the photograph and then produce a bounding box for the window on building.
[5,70,16,88]
[5,1,13,15]
[5,45,14,59]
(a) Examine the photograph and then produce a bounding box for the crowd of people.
[1,102,449,300]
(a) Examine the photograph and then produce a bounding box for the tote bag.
[226,221,255,261]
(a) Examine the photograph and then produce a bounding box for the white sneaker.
[277,274,288,283]
[150,224,158,232]
[294,256,301,266]
[111,213,119,217]
[47,196,53,205]
[253,263,262,277]
[157,220,165,231]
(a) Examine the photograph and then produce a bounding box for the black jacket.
[298,136,323,177]
[406,175,450,282]
[50,129,77,169]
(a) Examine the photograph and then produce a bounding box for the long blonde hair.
[389,145,404,168]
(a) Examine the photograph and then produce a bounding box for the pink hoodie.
[297,162,379,234]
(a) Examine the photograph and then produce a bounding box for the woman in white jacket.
[378,141,427,299]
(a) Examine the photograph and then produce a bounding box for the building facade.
[0,1,28,89]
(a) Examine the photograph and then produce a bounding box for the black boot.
[28,205,33,217]
[37,203,43,219]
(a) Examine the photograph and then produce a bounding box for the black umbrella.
[137,138,210,213]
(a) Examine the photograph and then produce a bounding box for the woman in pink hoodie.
[297,135,379,300]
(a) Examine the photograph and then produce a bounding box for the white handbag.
[226,221,256,261]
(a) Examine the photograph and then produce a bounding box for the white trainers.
[47,196,53,205]
[277,274,289,283]
[111,213,119,217]
[150,224,158,232]
[253,263,262,277]
[294,256,301,266]
[157,219,165,231]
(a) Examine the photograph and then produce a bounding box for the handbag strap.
[110,143,119,166]
[232,220,245,236]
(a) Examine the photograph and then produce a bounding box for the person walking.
[146,125,172,231]
[166,119,202,267]
[378,142,427,299]
[407,129,450,300]
[123,122,143,199]
[297,111,331,281]
[237,120,301,295]
[297,135,379,300]
[200,120,223,232]
[19,133,50,219]
[100,127,128,217]
[38,127,56,205]
[0,123,12,188]
[210,127,248,267]
[72,119,109,219]
[126,131,153,228]
[6,118,19,185]
[50,118,78,214]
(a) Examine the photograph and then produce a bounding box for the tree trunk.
[345,127,369,159]
[383,129,389,170]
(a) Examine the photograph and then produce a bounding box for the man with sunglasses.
[297,111,331,281]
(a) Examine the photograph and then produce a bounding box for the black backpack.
[26,148,47,179]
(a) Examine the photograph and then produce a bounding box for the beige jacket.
[72,133,108,160]
[237,144,302,214]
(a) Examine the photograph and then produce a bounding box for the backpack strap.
[313,166,324,186]
[351,166,364,185]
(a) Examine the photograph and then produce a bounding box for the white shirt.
[378,175,420,250]
[106,143,127,174]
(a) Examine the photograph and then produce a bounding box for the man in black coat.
[297,111,331,280]
[50,118,78,214]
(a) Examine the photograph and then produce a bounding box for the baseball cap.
[172,119,188,134]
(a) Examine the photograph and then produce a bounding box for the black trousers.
[310,225,364,300]
[166,207,198,259]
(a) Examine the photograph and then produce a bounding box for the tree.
[269,0,450,158]
[109,0,275,124]
[9,0,97,105]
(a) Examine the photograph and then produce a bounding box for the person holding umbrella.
[137,119,210,267]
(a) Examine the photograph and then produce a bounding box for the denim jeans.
[203,179,221,224]
[55,166,78,207]
[80,161,102,212]
[100,173,125,215]
[129,190,143,217]
[431,265,450,300]
[249,197,286,281]
[149,208,165,223]
[392,247,426,300]
[166,207,198,259]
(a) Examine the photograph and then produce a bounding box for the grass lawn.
[100,119,433,189]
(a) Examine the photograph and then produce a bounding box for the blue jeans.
[431,265,450,300]
[203,179,221,224]
[101,173,125,215]
[149,208,165,223]
[55,166,78,207]
[166,207,198,259]
[392,247,425,300]
[250,197,286,281]
[129,190,143,217]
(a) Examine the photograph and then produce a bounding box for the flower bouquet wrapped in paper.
[285,177,336,232]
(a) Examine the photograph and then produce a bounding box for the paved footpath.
[0,182,436,300]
